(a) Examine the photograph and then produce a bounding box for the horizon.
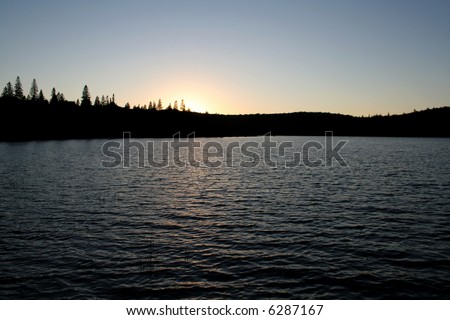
[1,0,449,116]
[2,77,446,117]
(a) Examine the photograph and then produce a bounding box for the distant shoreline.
[1,97,449,141]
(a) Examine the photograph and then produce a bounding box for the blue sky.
[1,0,449,115]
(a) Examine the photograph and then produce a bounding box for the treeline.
[1,76,188,111]
[1,77,449,141]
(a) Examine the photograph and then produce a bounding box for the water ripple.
[1,137,450,299]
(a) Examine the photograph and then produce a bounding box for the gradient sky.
[1,0,449,115]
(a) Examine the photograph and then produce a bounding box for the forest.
[1,77,449,141]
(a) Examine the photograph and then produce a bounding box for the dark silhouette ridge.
[1,79,449,141]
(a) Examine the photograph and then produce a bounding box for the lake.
[1,136,449,299]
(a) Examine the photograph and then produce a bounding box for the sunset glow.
[1,0,449,116]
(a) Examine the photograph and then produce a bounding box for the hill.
[0,96,449,141]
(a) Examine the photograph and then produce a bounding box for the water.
[1,137,449,299]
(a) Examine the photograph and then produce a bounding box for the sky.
[0,0,449,115]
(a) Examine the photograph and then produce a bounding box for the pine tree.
[29,79,39,100]
[81,85,91,107]
[7,82,13,96]
[50,87,58,104]
[157,99,163,111]
[94,96,101,107]
[14,76,24,99]
[57,92,65,102]
[2,82,14,98]
[181,99,186,111]
[38,90,46,102]
[173,100,178,111]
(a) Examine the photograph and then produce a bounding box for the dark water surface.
[1,137,449,299]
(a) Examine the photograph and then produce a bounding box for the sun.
[185,100,208,113]
[188,104,206,113]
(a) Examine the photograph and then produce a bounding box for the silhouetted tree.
[2,82,14,98]
[29,79,39,100]
[38,90,46,102]
[57,92,65,102]
[101,95,106,106]
[14,76,24,99]
[50,87,58,104]
[125,102,130,109]
[181,99,186,112]
[173,100,178,111]
[81,85,91,107]
[166,103,172,110]
[112,94,115,105]
[76,99,80,106]
[155,99,162,111]
[94,96,101,107]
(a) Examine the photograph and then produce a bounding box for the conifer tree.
[29,79,39,100]
[14,76,24,99]
[38,90,46,102]
[57,92,65,102]
[1,82,14,98]
[50,87,58,104]
[157,99,163,111]
[81,85,91,107]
